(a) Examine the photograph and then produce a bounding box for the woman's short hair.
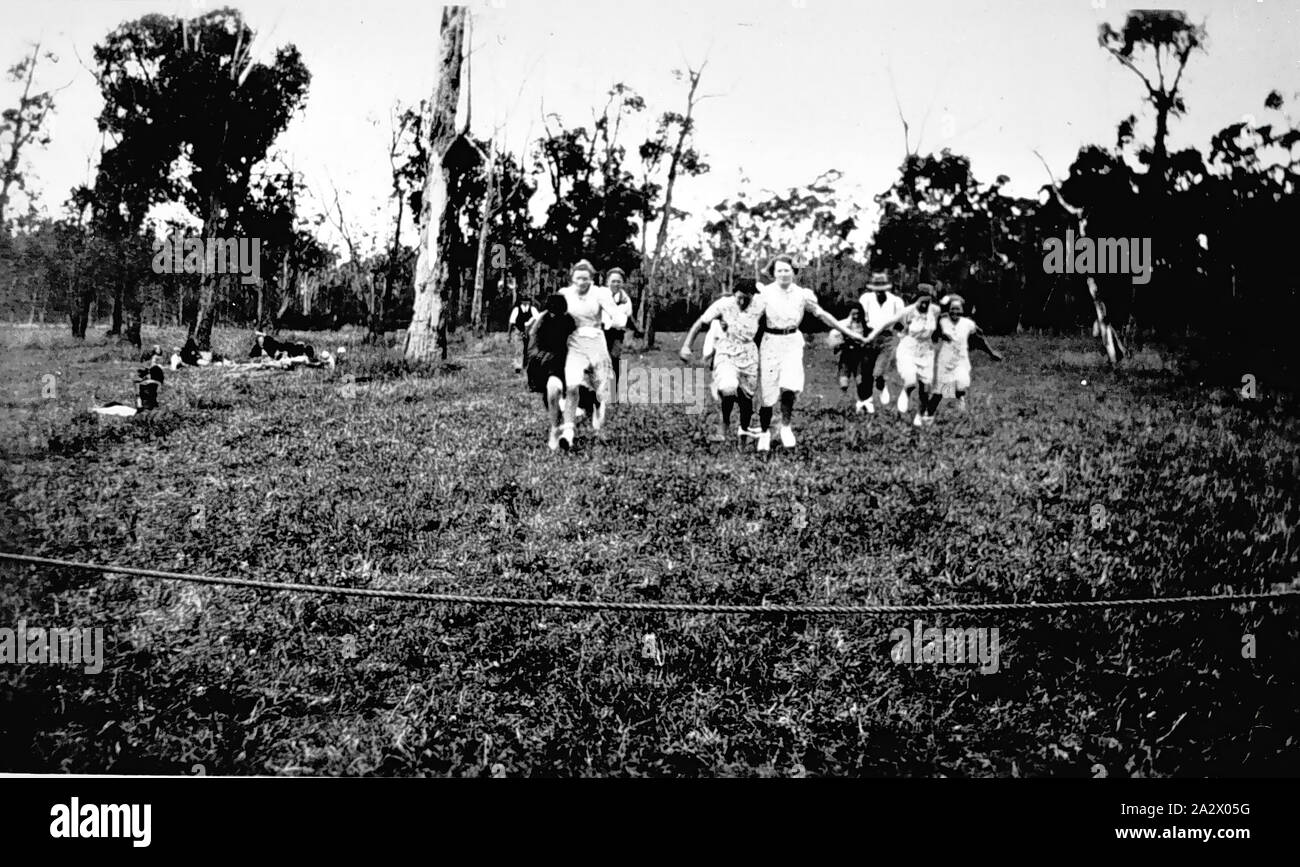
[764,255,799,278]
[733,278,759,295]
[605,266,626,281]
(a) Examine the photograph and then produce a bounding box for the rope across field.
[4,552,1296,617]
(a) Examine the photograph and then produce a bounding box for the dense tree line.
[0,8,1295,381]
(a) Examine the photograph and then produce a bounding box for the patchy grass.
[0,323,1297,777]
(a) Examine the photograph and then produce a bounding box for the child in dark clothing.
[525,293,576,450]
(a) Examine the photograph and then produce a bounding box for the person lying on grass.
[171,337,227,369]
[249,332,316,362]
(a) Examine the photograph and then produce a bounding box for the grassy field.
[1,322,1298,776]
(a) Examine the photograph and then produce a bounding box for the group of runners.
[510,256,1001,452]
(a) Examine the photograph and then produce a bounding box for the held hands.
[678,346,693,364]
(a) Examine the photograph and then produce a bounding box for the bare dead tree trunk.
[640,64,707,348]
[109,285,123,335]
[470,146,498,337]
[405,5,466,362]
[383,118,406,337]
[275,262,294,328]
[1034,150,1126,365]
[0,43,54,232]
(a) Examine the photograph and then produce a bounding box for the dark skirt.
[526,351,565,396]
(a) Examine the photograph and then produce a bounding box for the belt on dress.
[764,325,799,336]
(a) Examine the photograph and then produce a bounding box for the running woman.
[926,294,1002,418]
[863,283,941,427]
[939,291,1003,363]
[602,267,640,391]
[680,278,764,445]
[523,293,575,451]
[557,259,628,449]
[857,272,906,413]
[828,306,869,405]
[756,256,868,451]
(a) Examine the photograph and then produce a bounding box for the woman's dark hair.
[733,278,758,295]
[764,255,798,278]
[545,293,569,316]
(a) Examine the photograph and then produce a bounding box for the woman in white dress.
[755,256,868,451]
[556,259,629,449]
[927,294,1002,418]
[679,278,764,444]
[863,283,941,427]
[602,267,640,391]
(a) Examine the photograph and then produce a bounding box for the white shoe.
[854,399,867,414]
[957,396,968,412]
[779,425,797,448]
[592,401,605,431]
[880,386,891,405]
[547,427,560,451]
[757,431,771,452]
[737,426,759,441]
[913,413,924,428]
[897,390,909,414]
[863,399,876,415]
[575,407,588,424]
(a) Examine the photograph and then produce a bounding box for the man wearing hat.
[756,255,868,451]
[857,272,906,414]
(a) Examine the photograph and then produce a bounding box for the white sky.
[3,0,1299,260]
